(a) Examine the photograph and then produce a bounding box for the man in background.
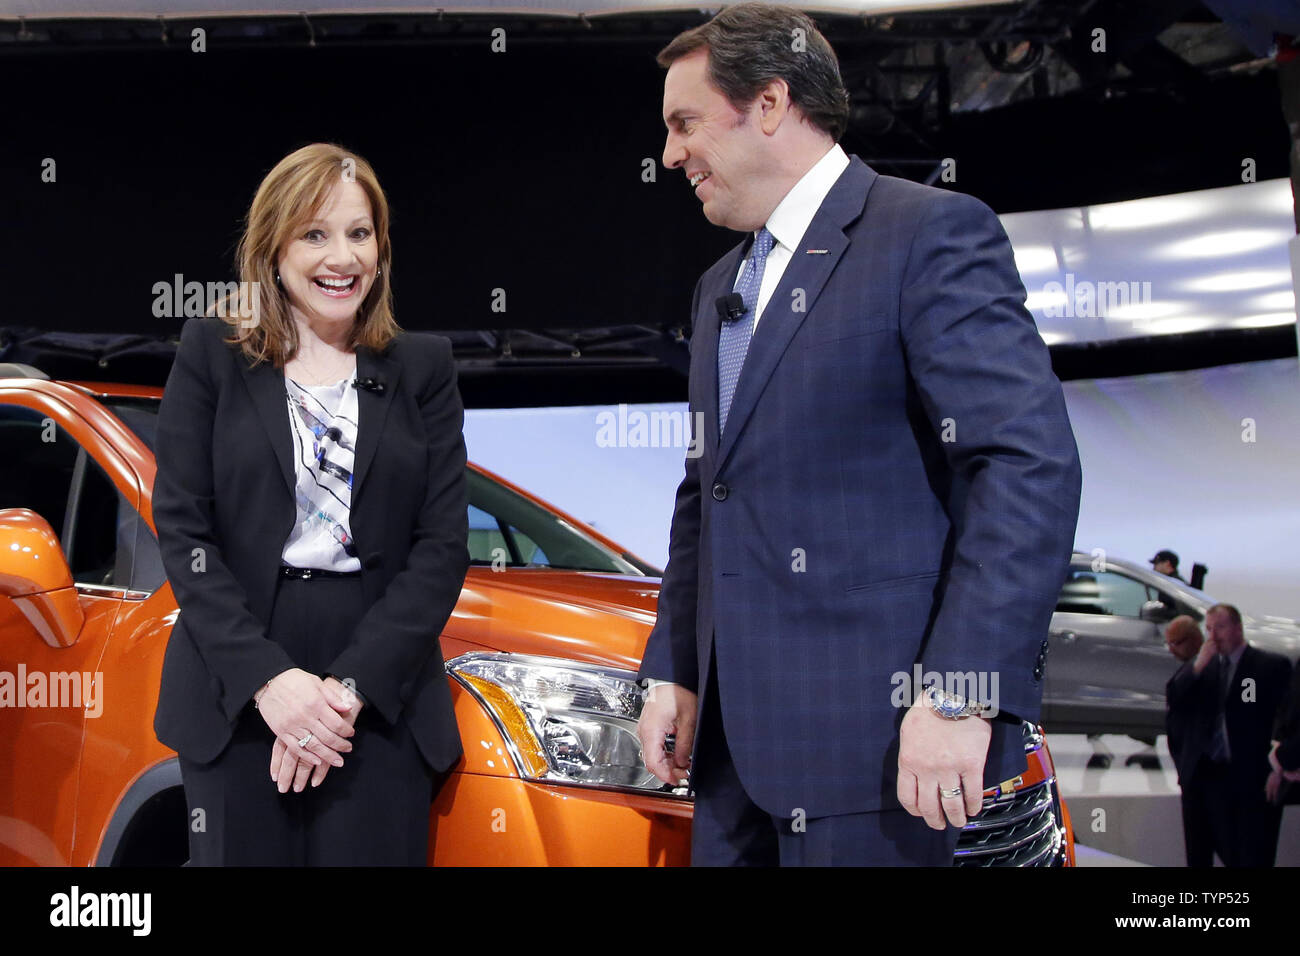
[1150,549,1187,584]
[1164,614,1208,864]
[1169,604,1291,866]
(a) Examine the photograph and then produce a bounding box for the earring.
[274,271,282,285]
[376,266,382,277]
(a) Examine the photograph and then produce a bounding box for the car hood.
[1245,615,1300,657]
[444,568,661,672]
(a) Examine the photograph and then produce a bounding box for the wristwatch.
[925,684,992,719]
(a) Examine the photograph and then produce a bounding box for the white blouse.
[280,367,362,572]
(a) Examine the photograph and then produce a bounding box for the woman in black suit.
[152,143,469,865]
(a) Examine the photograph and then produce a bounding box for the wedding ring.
[298,732,314,749]
[939,785,963,798]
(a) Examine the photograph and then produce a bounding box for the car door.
[1041,563,1176,737]
[0,398,148,865]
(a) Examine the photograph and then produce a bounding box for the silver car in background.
[1040,551,1300,741]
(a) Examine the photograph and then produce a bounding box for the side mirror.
[0,508,84,648]
[1139,599,1173,624]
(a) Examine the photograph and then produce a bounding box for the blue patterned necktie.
[718,226,775,438]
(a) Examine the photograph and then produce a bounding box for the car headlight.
[447,652,683,797]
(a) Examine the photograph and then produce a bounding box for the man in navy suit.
[636,4,1082,865]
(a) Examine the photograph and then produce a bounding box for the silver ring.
[939,785,963,798]
[297,732,314,749]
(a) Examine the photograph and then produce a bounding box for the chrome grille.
[953,778,1066,867]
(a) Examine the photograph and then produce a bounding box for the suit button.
[364,552,383,570]
[1033,641,1049,681]
[712,482,728,501]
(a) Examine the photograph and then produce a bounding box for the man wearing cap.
[1150,549,1186,583]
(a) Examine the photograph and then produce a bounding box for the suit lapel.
[238,339,401,506]
[714,157,877,471]
[350,344,401,504]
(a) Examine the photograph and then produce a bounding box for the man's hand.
[256,668,356,793]
[1192,635,1218,674]
[898,698,992,829]
[269,676,364,792]
[637,683,698,787]
[1265,767,1286,804]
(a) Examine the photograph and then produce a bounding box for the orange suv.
[0,366,1074,866]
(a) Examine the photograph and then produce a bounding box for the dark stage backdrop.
[5,41,736,337]
[2,37,1289,338]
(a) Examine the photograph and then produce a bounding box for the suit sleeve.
[1167,659,1205,709]
[1275,662,1300,770]
[637,278,705,692]
[326,336,470,725]
[899,191,1082,725]
[153,317,297,721]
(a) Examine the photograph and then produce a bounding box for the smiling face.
[662,48,772,231]
[277,180,378,331]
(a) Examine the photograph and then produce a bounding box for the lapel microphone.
[716,293,746,324]
[352,376,386,394]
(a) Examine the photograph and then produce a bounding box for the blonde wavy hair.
[215,142,400,366]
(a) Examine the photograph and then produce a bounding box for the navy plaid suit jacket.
[638,156,1082,817]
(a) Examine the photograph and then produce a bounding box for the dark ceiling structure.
[2,1,1295,404]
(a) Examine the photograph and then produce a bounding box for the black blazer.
[1223,645,1292,790]
[1167,645,1292,789]
[1275,663,1300,771]
[1166,658,1207,786]
[151,316,470,771]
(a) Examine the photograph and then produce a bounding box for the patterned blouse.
[280,368,362,572]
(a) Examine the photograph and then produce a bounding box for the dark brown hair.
[657,2,850,141]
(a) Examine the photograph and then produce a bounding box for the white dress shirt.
[737,142,850,328]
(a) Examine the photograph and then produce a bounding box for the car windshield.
[105,397,649,576]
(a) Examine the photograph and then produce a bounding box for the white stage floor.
[1046,733,1300,866]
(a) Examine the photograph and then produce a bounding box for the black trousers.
[690,647,963,866]
[178,573,434,866]
[1182,755,1284,867]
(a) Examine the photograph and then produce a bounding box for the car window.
[0,405,79,542]
[1057,568,1154,618]
[67,451,165,593]
[0,404,164,594]
[466,470,637,573]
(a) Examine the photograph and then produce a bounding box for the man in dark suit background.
[1170,603,1291,867]
[1164,614,1212,864]
[635,4,1081,865]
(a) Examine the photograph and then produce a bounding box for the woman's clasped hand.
[254,670,364,792]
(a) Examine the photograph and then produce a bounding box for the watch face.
[929,688,970,717]
[937,698,966,717]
